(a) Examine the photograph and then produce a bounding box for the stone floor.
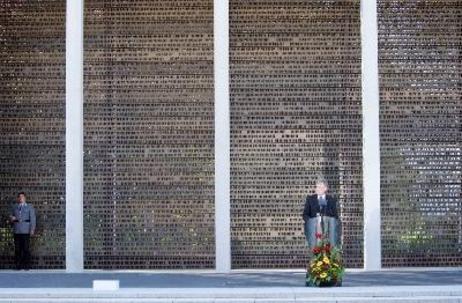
[0,269,461,288]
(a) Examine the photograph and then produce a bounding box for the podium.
[304,215,341,248]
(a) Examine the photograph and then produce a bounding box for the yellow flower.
[323,257,330,264]
[316,261,323,267]
[320,272,327,279]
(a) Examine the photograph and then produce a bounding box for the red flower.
[315,232,322,239]
[323,243,331,253]
[312,247,321,254]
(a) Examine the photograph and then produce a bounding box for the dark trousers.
[14,234,30,269]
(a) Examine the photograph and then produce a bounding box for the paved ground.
[0,270,461,288]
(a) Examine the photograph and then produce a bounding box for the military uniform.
[10,202,36,270]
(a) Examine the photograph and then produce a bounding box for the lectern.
[304,215,341,248]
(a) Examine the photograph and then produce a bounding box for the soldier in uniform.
[9,192,36,270]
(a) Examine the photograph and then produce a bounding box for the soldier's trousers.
[14,234,30,269]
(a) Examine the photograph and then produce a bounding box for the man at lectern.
[303,179,338,221]
[302,179,339,248]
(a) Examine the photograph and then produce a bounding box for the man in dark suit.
[303,180,338,221]
[303,179,339,247]
[9,192,36,270]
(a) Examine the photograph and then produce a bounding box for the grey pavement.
[0,270,461,288]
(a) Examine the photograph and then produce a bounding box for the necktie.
[319,196,327,214]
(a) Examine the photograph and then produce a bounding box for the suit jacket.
[303,194,338,222]
[10,203,36,234]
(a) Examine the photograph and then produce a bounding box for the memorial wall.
[0,0,66,269]
[83,0,215,269]
[378,0,462,267]
[229,0,363,268]
[0,0,460,270]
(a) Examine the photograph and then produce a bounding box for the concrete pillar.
[361,0,382,270]
[214,0,231,273]
[65,0,84,272]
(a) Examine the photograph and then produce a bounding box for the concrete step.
[0,286,462,303]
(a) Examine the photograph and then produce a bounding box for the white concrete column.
[361,0,382,270]
[214,0,231,273]
[65,0,84,272]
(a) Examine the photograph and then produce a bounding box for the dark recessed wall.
[379,0,462,267]
[1,0,460,270]
[0,0,66,269]
[83,0,215,269]
[230,0,364,268]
